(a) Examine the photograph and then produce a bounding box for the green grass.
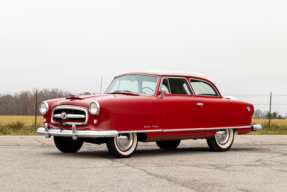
[0,121,41,135]
[247,122,287,135]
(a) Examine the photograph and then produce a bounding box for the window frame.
[189,78,220,97]
[159,76,194,95]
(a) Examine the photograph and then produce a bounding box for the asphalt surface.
[0,135,286,192]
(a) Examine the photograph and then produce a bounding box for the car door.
[158,77,205,139]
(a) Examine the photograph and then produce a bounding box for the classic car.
[37,71,262,158]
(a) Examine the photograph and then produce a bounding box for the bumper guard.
[37,123,118,140]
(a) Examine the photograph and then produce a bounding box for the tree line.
[0,88,71,116]
[253,109,285,119]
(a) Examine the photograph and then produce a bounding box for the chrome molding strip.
[162,126,252,132]
[53,114,85,119]
[163,128,206,132]
[51,106,88,125]
[118,126,252,133]
[118,129,162,133]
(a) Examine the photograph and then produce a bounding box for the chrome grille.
[51,107,88,125]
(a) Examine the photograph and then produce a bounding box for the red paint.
[42,73,254,141]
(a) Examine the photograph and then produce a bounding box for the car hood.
[52,94,137,109]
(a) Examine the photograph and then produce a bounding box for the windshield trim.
[105,74,159,96]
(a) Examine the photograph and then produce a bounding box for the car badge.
[247,106,250,112]
[61,112,67,120]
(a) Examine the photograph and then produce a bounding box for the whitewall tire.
[207,129,234,152]
[106,133,138,158]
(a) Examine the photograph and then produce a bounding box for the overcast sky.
[1,0,287,114]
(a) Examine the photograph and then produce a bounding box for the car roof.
[118,70,209,80]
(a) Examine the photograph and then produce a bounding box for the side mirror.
[159,90,166,97]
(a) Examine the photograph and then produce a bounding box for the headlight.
[39,101,49,115]
[89,101,100,115]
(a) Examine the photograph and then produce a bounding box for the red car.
[37,71,262,158]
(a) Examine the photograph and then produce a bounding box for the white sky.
[1,0,287,115]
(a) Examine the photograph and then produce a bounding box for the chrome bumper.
[252,124,263,131]
[37,123,118,140]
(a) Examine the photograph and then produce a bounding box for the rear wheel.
[156,140,181,149]
[54,136,83,153]
[207,129,234,152]
[106,133,138,158]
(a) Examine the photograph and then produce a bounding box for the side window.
[160,78,193,95]
[190,80,218,96]
[160,78,171,93]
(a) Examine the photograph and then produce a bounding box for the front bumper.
[252,124,263,131]
[37,123,118,140]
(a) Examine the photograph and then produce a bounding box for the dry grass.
[0,116,286,135]
[0,116,43,125]
[248,119,287,135]
[0,116,43,135]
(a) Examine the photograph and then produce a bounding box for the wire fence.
[0,90,286,127]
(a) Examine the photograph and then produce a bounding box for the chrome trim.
[163,128,206,132]
[159,76,194,95]
[39,101,49,115]
[189,78,220,97]
[118,129,162,133]
[196,103,204,107]
[116,133,133,151]
[159,90,166,97]
[252,124,263,131]
[51,106,88,125]
[105,74,159,96]
[72,124,77,140]
[37,128,118,138]
[89,101,100,115]
[162,126,252,132]
[44,123,50,138]
[215,129,229,144]
[205,126,252,130]
[53,114,86,119]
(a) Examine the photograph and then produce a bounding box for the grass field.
[0,116,286,135]
[0,115,43,125]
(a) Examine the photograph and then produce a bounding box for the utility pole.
[35,90,38,127]
[100,77,102,94]
[269,92,272,128]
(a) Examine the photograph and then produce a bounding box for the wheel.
[156,140,181,149]
[207,129,234,152]
[106,133,138,158]
[54,136,83,153]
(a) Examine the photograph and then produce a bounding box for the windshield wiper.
[108,90,139,96]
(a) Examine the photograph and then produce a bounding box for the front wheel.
[54,136,83,153]
[207,129,234,152]
[106,133,138,158]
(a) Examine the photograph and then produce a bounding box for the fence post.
[269,92,272,128]
[100,77,102,94]
[35,90,38,127]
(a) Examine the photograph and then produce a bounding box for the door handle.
[196,103,204,107]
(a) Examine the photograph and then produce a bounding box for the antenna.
[100,77,102,94]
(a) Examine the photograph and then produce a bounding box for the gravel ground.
[0,135,286,192]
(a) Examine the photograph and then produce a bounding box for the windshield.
[105,74,158,96]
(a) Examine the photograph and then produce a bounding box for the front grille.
[51,107,88,125]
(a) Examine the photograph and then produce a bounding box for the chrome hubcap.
[116,133,133,151]
[215,129,229,144]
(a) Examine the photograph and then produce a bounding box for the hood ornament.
[67,92,80,99]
